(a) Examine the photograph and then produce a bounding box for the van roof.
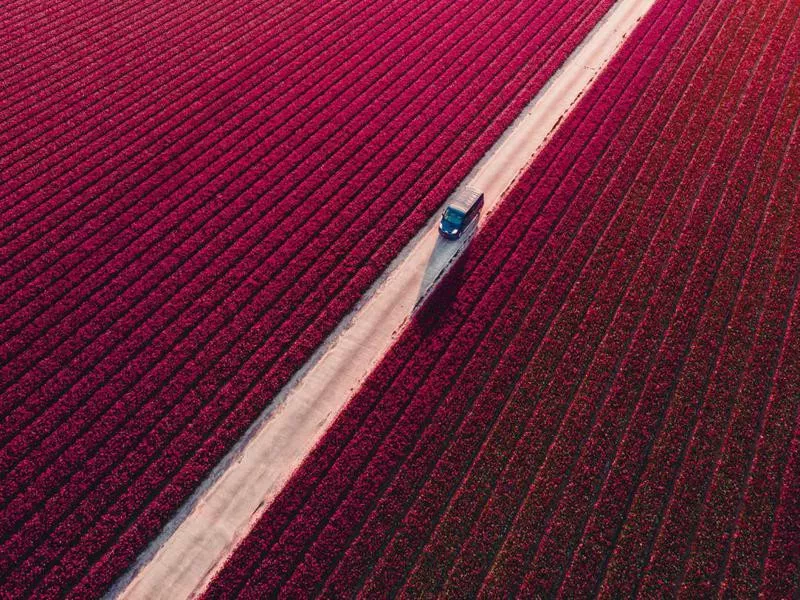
[449,187,483,212]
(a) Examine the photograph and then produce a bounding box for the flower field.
[0,0,618,596]
[204,0,800,596]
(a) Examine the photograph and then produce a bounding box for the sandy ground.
[111,0,657,597]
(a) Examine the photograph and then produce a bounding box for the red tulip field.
[204,0,800,596]
[0,0,619,596]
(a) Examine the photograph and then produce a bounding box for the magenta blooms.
[0,0,618,596]
[204,0,800,596]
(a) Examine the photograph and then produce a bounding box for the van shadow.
[414,224,476,332]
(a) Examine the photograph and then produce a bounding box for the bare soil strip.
[112,0,656,597]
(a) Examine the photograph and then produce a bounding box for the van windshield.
[443,207,465,226]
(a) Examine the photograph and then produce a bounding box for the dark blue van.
[438,187,484,240]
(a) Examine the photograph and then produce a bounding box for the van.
[438,187,484,240]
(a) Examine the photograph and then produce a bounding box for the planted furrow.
[0,0,497,465]
[0,0,568,464]
[628,23,800,598]
[679,165,799,596]
[540,9,800,597]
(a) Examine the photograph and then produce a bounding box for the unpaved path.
[112,0,657,597]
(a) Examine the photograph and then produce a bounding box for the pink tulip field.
[0,0,617,596]
[3,0,799,595]
[204,0,800,596]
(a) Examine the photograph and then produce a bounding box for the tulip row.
[0,0,617,596]
[678,166,799,597]
[628,88,796,591]
[0,0,507,476]
[203,0,800,597]
[476,4,799,593]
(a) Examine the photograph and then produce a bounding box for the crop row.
[0,0,507,464]
[0,0,606,519]
[0,0,619,596]
[574,89,800,600]
[204,0,800,596]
